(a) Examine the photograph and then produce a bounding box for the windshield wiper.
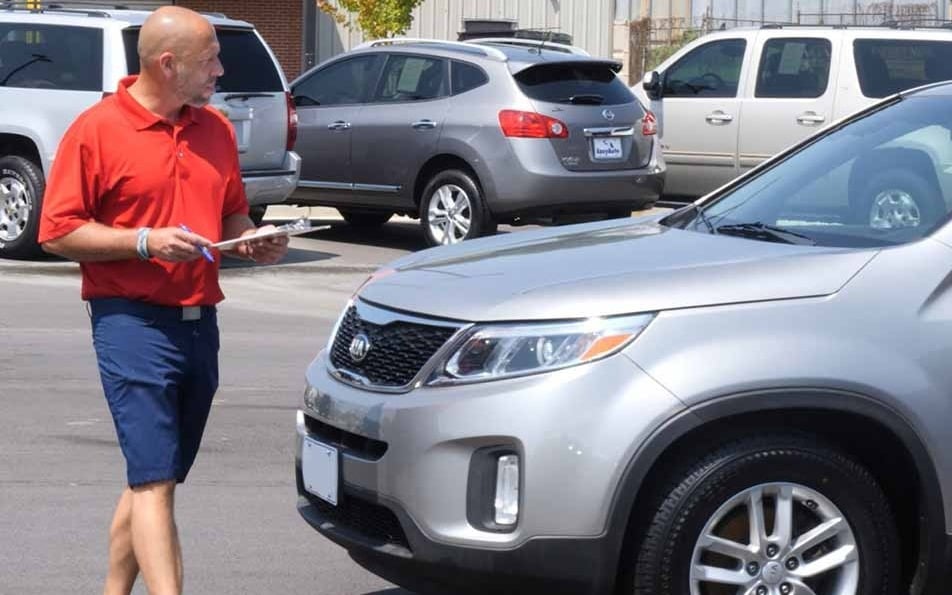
[560,94,604,105]
[715,222,816,245]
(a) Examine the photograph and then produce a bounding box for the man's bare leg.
[130,480,182,595]
[104,488,139,595]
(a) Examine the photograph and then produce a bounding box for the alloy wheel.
[427,184,472,245]
[0,175,30,243]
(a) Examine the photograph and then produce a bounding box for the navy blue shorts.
[90,298,220,487]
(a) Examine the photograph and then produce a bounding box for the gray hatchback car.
[295,83,952,594]
[288,39,664,246]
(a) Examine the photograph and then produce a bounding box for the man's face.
[174,33,223,107]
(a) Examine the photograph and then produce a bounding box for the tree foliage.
[317,0,426,39]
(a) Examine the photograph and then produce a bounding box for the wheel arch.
[605,389,947,595]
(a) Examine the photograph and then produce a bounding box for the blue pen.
[179,224,215,262]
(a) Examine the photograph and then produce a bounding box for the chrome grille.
[329,303,461,388]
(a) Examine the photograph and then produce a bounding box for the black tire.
[338,209,392,228]
[418,169,493,247]
[0,155,45,259]
[849,169,943,230]
[248,205,267,226]
[606,207,633,220]
[631,434,899,595]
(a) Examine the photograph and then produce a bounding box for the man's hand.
[147,227,211,262]
[234,225,289,265]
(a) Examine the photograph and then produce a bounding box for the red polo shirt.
[38,76,249,306]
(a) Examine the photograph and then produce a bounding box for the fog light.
[303,385,318,410]
[494,455,520,525]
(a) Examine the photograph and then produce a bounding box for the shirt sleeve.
[37,118,101,243]
[221,121,249,219]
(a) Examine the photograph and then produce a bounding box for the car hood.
[359,219,877,322]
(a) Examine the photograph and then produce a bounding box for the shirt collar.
[116,75,198,131]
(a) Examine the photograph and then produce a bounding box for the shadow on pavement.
[361,590,418,595]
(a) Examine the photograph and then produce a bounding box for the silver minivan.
[289,39,664,247]
[296,81,952,594]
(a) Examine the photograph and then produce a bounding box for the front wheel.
[419,169,493,247]
[631,435,899,595]
[0,155,45,259]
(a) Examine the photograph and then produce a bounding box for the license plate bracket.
[592,137,623,160]
[302,437,339,506]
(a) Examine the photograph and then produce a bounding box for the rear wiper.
[0,54,51,86]
[222,92,276,101]
[715,222,816,245]
[560,94,604,105]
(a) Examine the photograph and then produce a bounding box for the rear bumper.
[242,151,301,206]
[480,138,665,217]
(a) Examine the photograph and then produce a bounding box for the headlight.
[429,313,654,385]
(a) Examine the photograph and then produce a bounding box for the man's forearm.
[221,213,255,241]
[41,222,138,262]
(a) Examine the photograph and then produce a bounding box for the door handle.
[796,112,826,126]
[412,119,437,130]
[705,111,733,125]
[327,121,351,131]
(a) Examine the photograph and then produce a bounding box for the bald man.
[38,7,288,595]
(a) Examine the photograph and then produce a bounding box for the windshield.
[672,95,952,248]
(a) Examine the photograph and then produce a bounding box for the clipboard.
[211,218,327,250]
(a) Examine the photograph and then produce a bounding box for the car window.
[854,39,952,98]
[514,62,633,105]
[756,38,832,98]
[374,55,447,102]
[0,24,102,91]
[678,96,952,248]
[451,60,488,95]
[663,39,746,98]
[293,55,381,107]
[123,27,282,92]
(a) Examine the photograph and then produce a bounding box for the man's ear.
[157,51,175,78]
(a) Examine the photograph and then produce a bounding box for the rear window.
[123,27,283,92]
[514,62,633,105]
[854,39,952,98]
[0,24,102,91]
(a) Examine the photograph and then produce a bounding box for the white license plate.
[592,137,623,160]
[302,437,339,506]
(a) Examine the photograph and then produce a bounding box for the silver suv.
[296,82,952,594]
[0,5,300,259]
[289,39,664,246]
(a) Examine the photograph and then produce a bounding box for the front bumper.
[242,151,301,206]
[294,349,684,594]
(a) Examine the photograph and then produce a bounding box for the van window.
[663,39,746,98]
[854,39,952,98]
[123,27,283,92]
[374,55,447,102]
[0,24,102,91]
[451,60,488,95]
[756,38,832,98]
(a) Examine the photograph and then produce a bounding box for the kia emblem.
[602,109,615,121]
[349,333,371,362]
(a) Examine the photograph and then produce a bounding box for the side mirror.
[643,71,662,100]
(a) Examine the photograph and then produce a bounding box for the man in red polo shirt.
[39,7,288,595]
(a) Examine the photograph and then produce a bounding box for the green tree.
[318,0,426,39]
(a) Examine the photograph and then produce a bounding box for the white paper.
[211,224,326,250]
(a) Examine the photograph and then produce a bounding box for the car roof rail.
[0,1,112,17]
[354,37,507,60]
[466,37,590,56]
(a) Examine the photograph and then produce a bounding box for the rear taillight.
[498,110,569,139]
[642,111,657,136]
[285,91,298,151]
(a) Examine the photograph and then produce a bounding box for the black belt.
[88,298,216,322]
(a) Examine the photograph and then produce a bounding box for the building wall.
[174,0,305,80]
[315,0,615,65]
[625,0,948,25]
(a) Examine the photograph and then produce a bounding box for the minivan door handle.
[412,119,437,130]
[327,121,351,131]
[705,111,734,125]
[796,112,826,126]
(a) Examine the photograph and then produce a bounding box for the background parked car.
[0,5,300,259]
[289,38,664,247]
[635,25,952,199]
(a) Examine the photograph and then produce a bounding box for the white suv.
[0,5,301,259]
[635,25,952,198]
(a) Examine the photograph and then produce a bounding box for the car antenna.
[538,29,551,54]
